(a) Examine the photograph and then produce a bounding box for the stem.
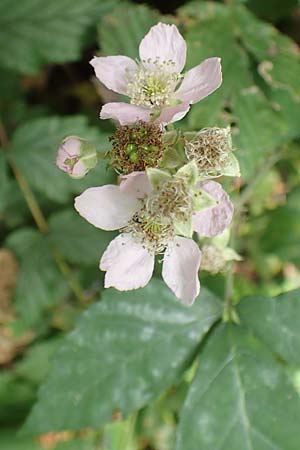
[0,119,86,304]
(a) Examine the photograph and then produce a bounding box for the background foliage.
[0,0,300,449]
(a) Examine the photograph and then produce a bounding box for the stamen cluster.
[126,59,182,108]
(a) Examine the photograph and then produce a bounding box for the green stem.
[0,119,86,305]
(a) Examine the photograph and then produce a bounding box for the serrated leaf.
[49,209,116,266]
[176,322,300,450]
[6,228,69,328]
[9,116,116,203]
[99,3,158,58]
[238,289,300,365]
[0,0,118,75]
[22,280,221,433]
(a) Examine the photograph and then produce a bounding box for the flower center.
[64,156,79,172]
[126,59,182,108]
[122,177,194,254]
[123,207,175,255]
[147,177,194,223]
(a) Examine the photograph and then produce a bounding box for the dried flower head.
[185,127,239,178]
[108,121,166,174]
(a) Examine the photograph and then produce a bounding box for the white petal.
[100,234,154,290]
[193,181,234,237]
[156,101,190,126]
[176,57,222,104]
[100,102,151,125]
[120,172,152,198]
[139,23,186,73]
[90,56,137,95]
[162,237,201,306]
[74,186,140,231]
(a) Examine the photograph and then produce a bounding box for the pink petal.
[120,172,152,198]
[193,181,234,237]
[100,234,155,290]
[90,56,137,95]
[176,58,222,104]
[156,101,190,126]
[74,185,140,231]
[139,23,186,73]
[162,237,201,306]
[100,102,151,125]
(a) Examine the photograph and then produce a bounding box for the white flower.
[91,23,222,126]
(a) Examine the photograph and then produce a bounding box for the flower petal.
[176,57,222,104]
[193,181,234,237]
[120,172,152,198]
[162,236,201,306]
[100,234,154,290]
[90,56,137,95]
[156,101,190,126]
[74,185,140,231]
[100,102,151,125]
[139,23,186,73]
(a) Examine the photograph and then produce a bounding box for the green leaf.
[99,3,158,58]
[49,208,116,266]
[260,188,300,263]
[235,6,300,100]
[0,0,118,75]
[176,322,300,450]
[178,2,298,180]
[238,289,300,365]
[6,228,69,328]
[9,116,116,203]
[22,280,221,433]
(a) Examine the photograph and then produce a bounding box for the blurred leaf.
[0,430,43,450]
[235,5,300,100]
[9,116,116,203]
[237,0,299,21]
[6,228,69,328]
[99,3,158,58]
[49,209,116,266]
[22,280,221,433]
[178,1,299,180]
[0,153,9,215]
[259,188,300,263]
[0,0,119,75]
[177,321,300,450]
[232,86,287,177]
[238,289,300,365]
[0,372,36,425]
[16,337,62,385]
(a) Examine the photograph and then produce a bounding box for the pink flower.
[56,136,97,179]
[90,23,222,126]
[74,170,233,306]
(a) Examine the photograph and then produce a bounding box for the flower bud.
[56,136,97,179]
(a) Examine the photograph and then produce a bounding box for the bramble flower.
[91,23,222,126]
[184,127,240,178]
[74,162,233,305]
[56,136,97,179]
